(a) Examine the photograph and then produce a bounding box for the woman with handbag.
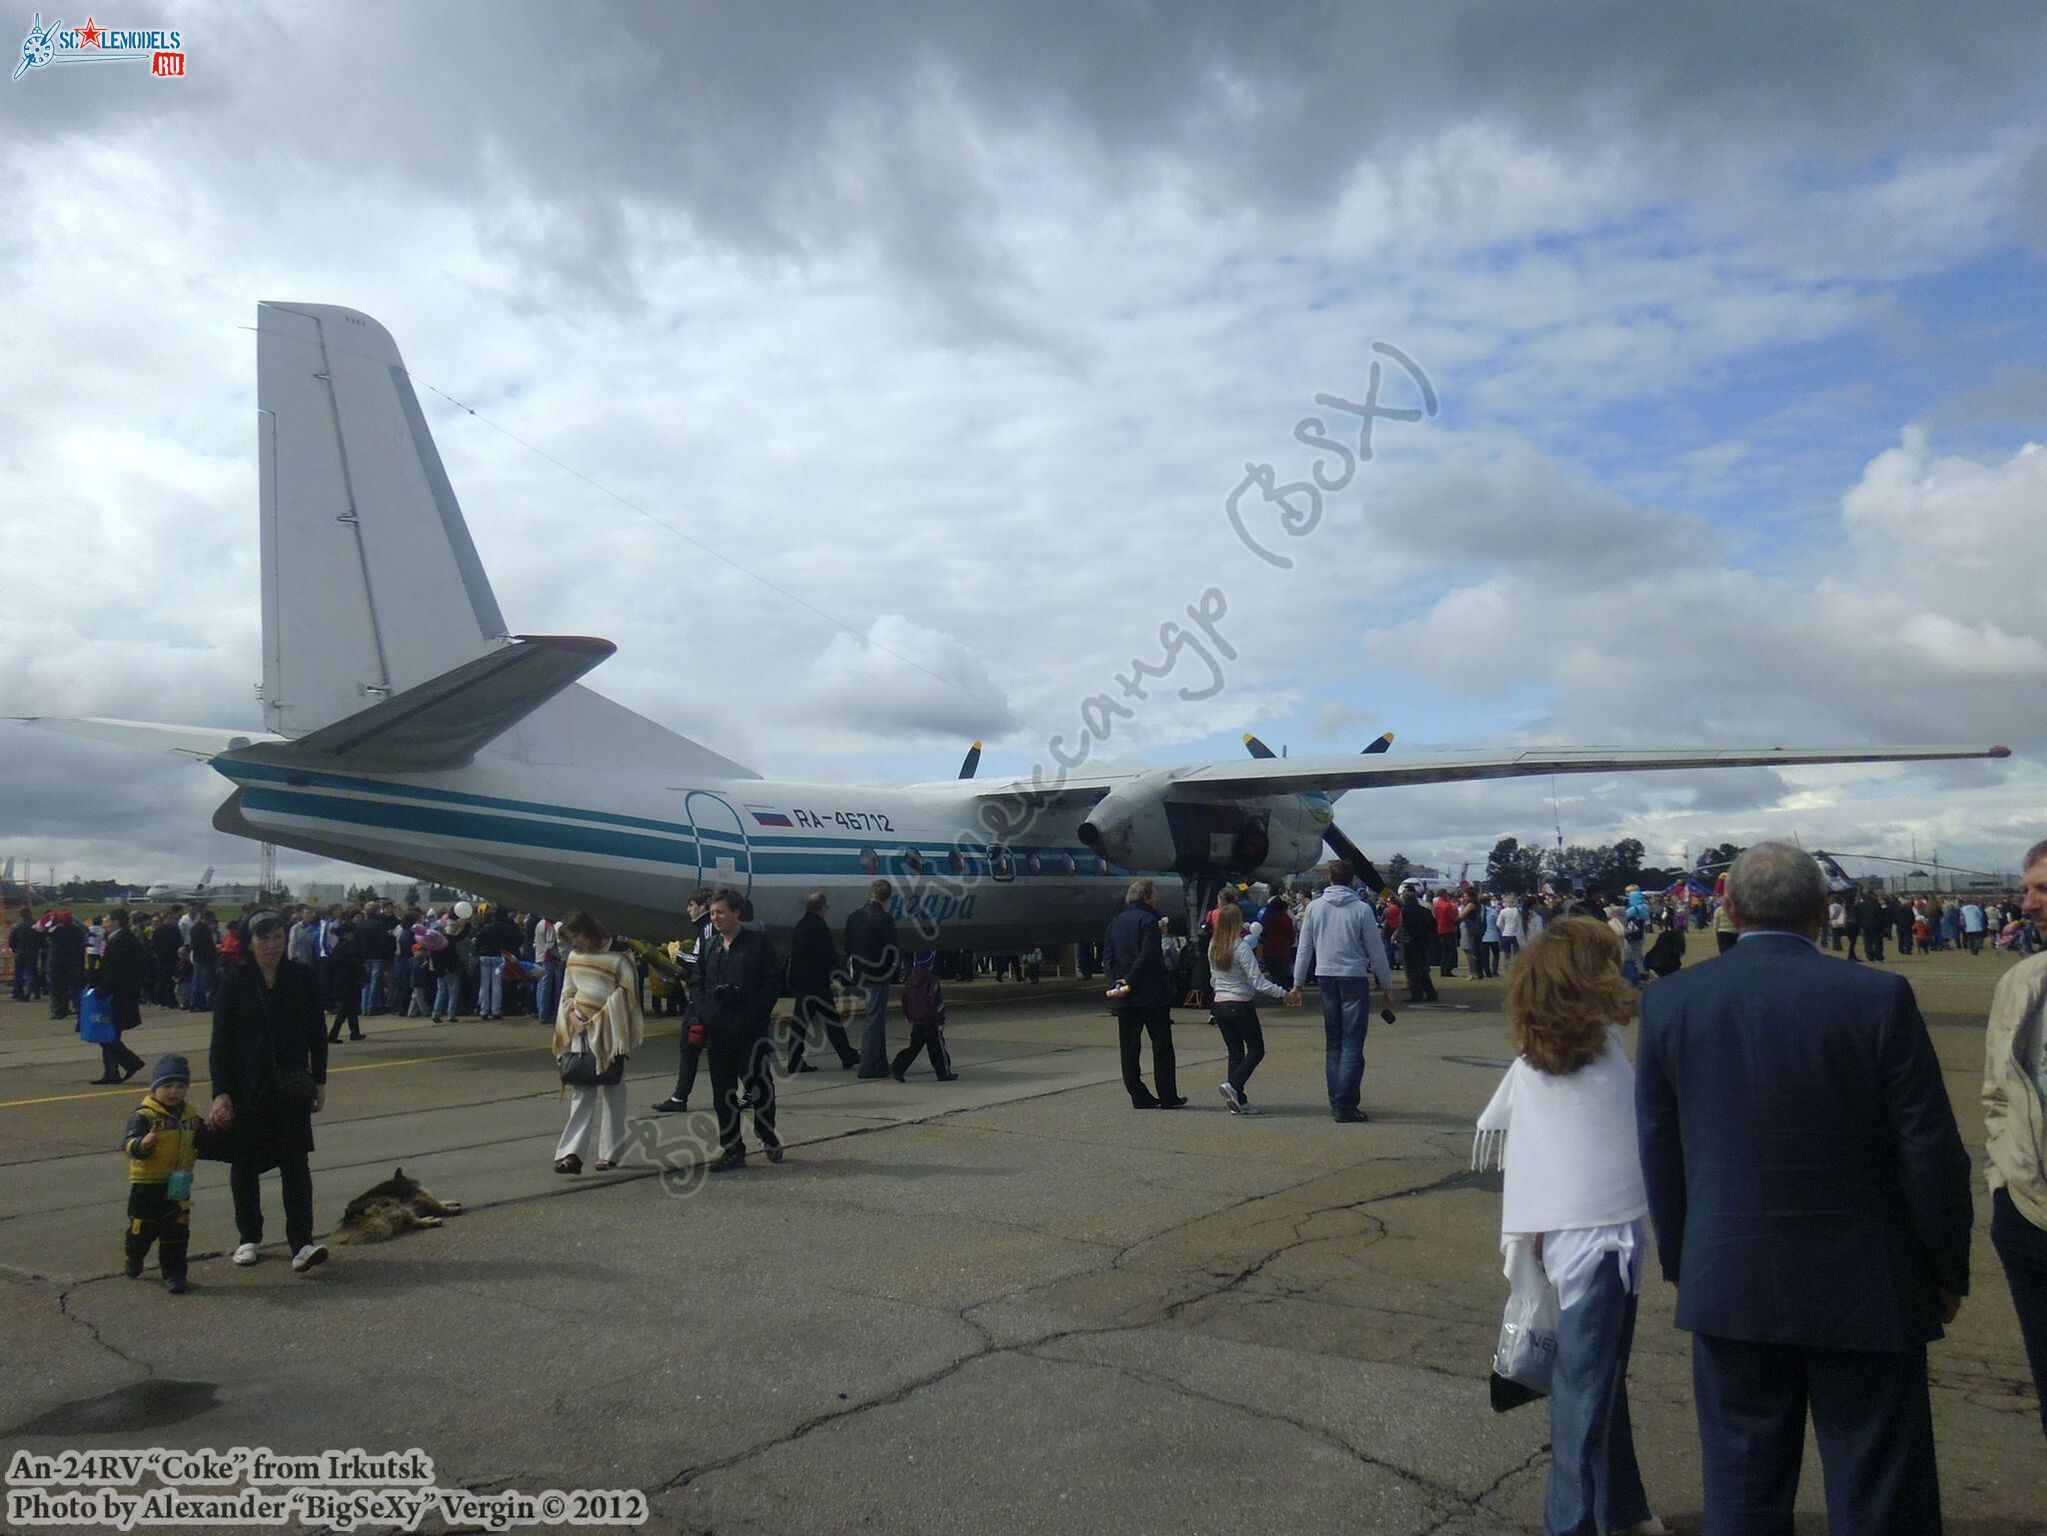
[207,909,330,1274]
[1473,918,1664,1536]
[89,908,149,1083]
[551,911,644,1174]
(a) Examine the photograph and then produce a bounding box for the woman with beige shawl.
[551,911,645,1174]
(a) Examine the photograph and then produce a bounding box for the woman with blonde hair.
[1474,917,1664,1536]
[550,911,644,1174]
[1207,902,1294,1113]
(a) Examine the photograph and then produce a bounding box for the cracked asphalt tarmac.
[0,940,2039,1534]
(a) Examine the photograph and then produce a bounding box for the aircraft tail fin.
[258,302,508,737]
[255,302,759,781]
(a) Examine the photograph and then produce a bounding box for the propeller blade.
[1363,732,1393,755]
[1243,733,1277,760]
[1322,822,1386,894]
[958,741,983,780]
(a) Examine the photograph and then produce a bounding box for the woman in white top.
[1497,896,1525,963]
[1475,917,1663,1536]
[1207,903,1294,1113]
[550,910,645,1175]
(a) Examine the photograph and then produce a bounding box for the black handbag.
[557,1050,624,1087]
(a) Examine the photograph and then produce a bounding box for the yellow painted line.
[0,1043,550,1108]
[324,1044,544,1075]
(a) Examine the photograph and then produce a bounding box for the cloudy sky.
[3,2,2046,892]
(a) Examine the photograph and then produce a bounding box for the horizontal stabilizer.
[12,717,284,762]
[228,635,617,774]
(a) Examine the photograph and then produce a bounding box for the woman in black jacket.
[208,909,330,1273]
[90,908,149,1082]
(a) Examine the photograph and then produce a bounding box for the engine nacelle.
[1258,793,1334,879]
[1079,778,1331,878]
[1077,774,1179,871]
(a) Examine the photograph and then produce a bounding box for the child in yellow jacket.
[122,1053,204,1293]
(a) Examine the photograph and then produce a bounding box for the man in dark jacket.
[1637,842,1971,1532]
[357,902,396,1014]
[1102,878,1182,1109]
[1398,889,1439,1003]
[149,910,183,1008]
[698,887,783,1170]
[186,911,219,1012]
[1856,886,1888,962]
[653,890,715,1113]
[787,890,858,1071]
[9,908,44,1001]
[842,878,900,1079]
[92,909,149,1082]
[45,910,87,1020]
[473,906,522,1019]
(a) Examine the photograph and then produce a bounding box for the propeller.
[957,741,982,780]
[1240,732,1392,889]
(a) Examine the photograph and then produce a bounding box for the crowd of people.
[1469,841,2047,1533]
[16,842,2047,1530]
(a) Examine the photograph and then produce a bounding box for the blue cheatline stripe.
[220,757,1106,863]
[224,765,1121,872]
[238,786,1128,882]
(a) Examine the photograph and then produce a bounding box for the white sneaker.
[1219,1082,1243,1111]
[232,1242,260,1266]
[290,1243,329,1274]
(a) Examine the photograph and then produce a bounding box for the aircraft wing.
[975,743,2009,804]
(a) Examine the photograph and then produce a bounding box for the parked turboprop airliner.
[16,304,2011,943]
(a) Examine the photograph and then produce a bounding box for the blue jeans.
[1547,1252,1651,1536]
[433,973,461,1017]
[536,962,561,1025]
[858,983,890,1074]
[189,957,219,1011]
[479,957,504,1016]
[1318,975,1372,1112]
[360,959,386,1014]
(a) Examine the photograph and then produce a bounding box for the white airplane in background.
[14,304,2012,944]
[142,866,215,903]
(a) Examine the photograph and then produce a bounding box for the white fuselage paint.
[214,757,1196,947]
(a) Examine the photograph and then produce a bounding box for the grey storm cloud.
[9,3,2047,318]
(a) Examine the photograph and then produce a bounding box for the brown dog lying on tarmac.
[334,1167,465,1244]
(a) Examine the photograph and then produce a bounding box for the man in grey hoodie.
[1290,861,1396,1122]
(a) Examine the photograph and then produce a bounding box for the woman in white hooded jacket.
[1208,903,1294,1113]
[1474,917,1665,1536]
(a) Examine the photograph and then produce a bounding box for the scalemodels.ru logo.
[12,11,186,81]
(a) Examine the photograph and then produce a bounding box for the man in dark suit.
[787,889,858,1071]
[1636,841,1971,1534]
[1102,878,1182,1109]
[698,886,783,1171]
[842,878,900,1079]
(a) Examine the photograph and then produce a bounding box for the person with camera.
[698,887,784,1170]
[208,909,330,1273]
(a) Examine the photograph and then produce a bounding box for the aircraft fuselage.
[211,756,1194,947]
